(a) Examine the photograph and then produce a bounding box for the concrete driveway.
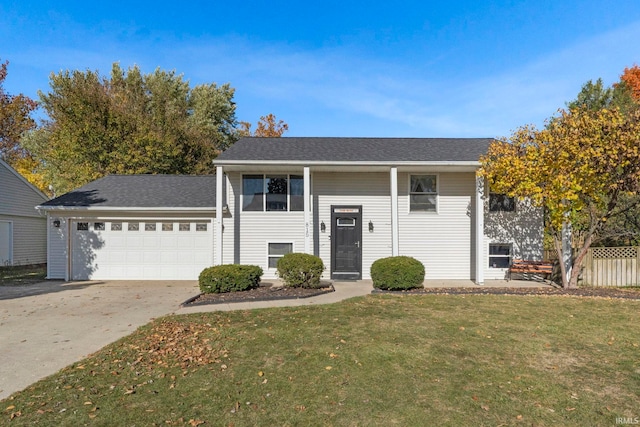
[0,280,198,400]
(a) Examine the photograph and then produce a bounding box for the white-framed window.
[128,222,139,231]
[162,223,173,231]
[267,242,293,269]
[243,174,304,212]
[489,244,512,268]
[94,222,105,231]
[145,223,156,231]
[77,222,89,231]
[111,222,122,231]
[409,174,438,212]
[489,193,516,212]
[179,223,190,231]
[195,223,208,231]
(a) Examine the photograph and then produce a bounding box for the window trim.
[408,174,439,213]
[489,193,516,213]
[488,243,512,269]
[242,174,305,212]
[266,241,294,270]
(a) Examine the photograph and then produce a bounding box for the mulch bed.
[373,286,640,299]
[183,282,335,306]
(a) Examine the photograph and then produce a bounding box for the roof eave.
[36,206,221,213]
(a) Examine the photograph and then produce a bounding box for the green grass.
[0,264,46,285]
[3,294,640,426]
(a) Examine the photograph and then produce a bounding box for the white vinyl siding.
[0,162,48,266]
[398,172,474,280]
[229,173,305,278]
[47,215,68,279]
[482,196,543,280]
[315,172,392,280]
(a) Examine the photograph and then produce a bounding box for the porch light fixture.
[320,221,326,233]
[368,220,374,232]
[53,219,61,228]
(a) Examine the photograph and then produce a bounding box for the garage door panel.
[72,220,214,280]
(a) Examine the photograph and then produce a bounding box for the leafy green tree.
[566,78,636,114]
[35,63,238,193]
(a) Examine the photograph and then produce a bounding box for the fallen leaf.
[516,414,523,420]
[5,405,15,412]
[188,419,205,426]
[258,371,264,377]
[325,366,332,370]
[481,405,489,411]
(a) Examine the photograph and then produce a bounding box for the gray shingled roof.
[39,175,217,209]
[215,137,494,163]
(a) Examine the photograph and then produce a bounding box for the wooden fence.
[543,246,640,287]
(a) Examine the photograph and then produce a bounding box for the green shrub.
[370,256,425,290]
[198,264,263,294]
[277,253,325,288]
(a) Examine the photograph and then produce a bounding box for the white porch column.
[475,171,485,285]
[215,165,224,266]
[304,166,311,254]
[390,167,399,256]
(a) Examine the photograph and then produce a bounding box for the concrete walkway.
[0,278,549,400]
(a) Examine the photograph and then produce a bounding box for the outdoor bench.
[508,259,554,282]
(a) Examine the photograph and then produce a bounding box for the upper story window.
[243,174,304,212]
[489,193,516,212]
[410,175,438,212]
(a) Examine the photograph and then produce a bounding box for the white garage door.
[71,220,213,280]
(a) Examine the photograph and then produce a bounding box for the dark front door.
[331,206,362,280]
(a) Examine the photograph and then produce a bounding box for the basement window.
[268,242,293,269]
[489,244,512,268]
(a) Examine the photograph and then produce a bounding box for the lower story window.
[268,242,293,268]
[489,244,512,268]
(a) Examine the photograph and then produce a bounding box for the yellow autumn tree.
[481,107,640,288]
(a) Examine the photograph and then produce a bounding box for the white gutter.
[214,160,480,167]
[36,206,223,212]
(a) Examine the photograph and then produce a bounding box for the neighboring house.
[37,137,543,282]
[0,158,49,266]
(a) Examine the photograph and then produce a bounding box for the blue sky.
[2,1,640,138]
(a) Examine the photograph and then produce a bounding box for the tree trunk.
[568,234,594,288]
[553,236,569,288]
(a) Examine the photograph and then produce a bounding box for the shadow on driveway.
[0,280,105,300]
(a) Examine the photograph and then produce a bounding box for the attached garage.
[70,219,213,280]
[37,175,219,281]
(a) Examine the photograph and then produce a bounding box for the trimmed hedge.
[277,253,325,288]
[199,264,263,294]
[370,256,425,290]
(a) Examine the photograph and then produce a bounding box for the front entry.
[331,206,362,280]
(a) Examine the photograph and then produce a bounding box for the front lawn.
[3,294,639,426]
